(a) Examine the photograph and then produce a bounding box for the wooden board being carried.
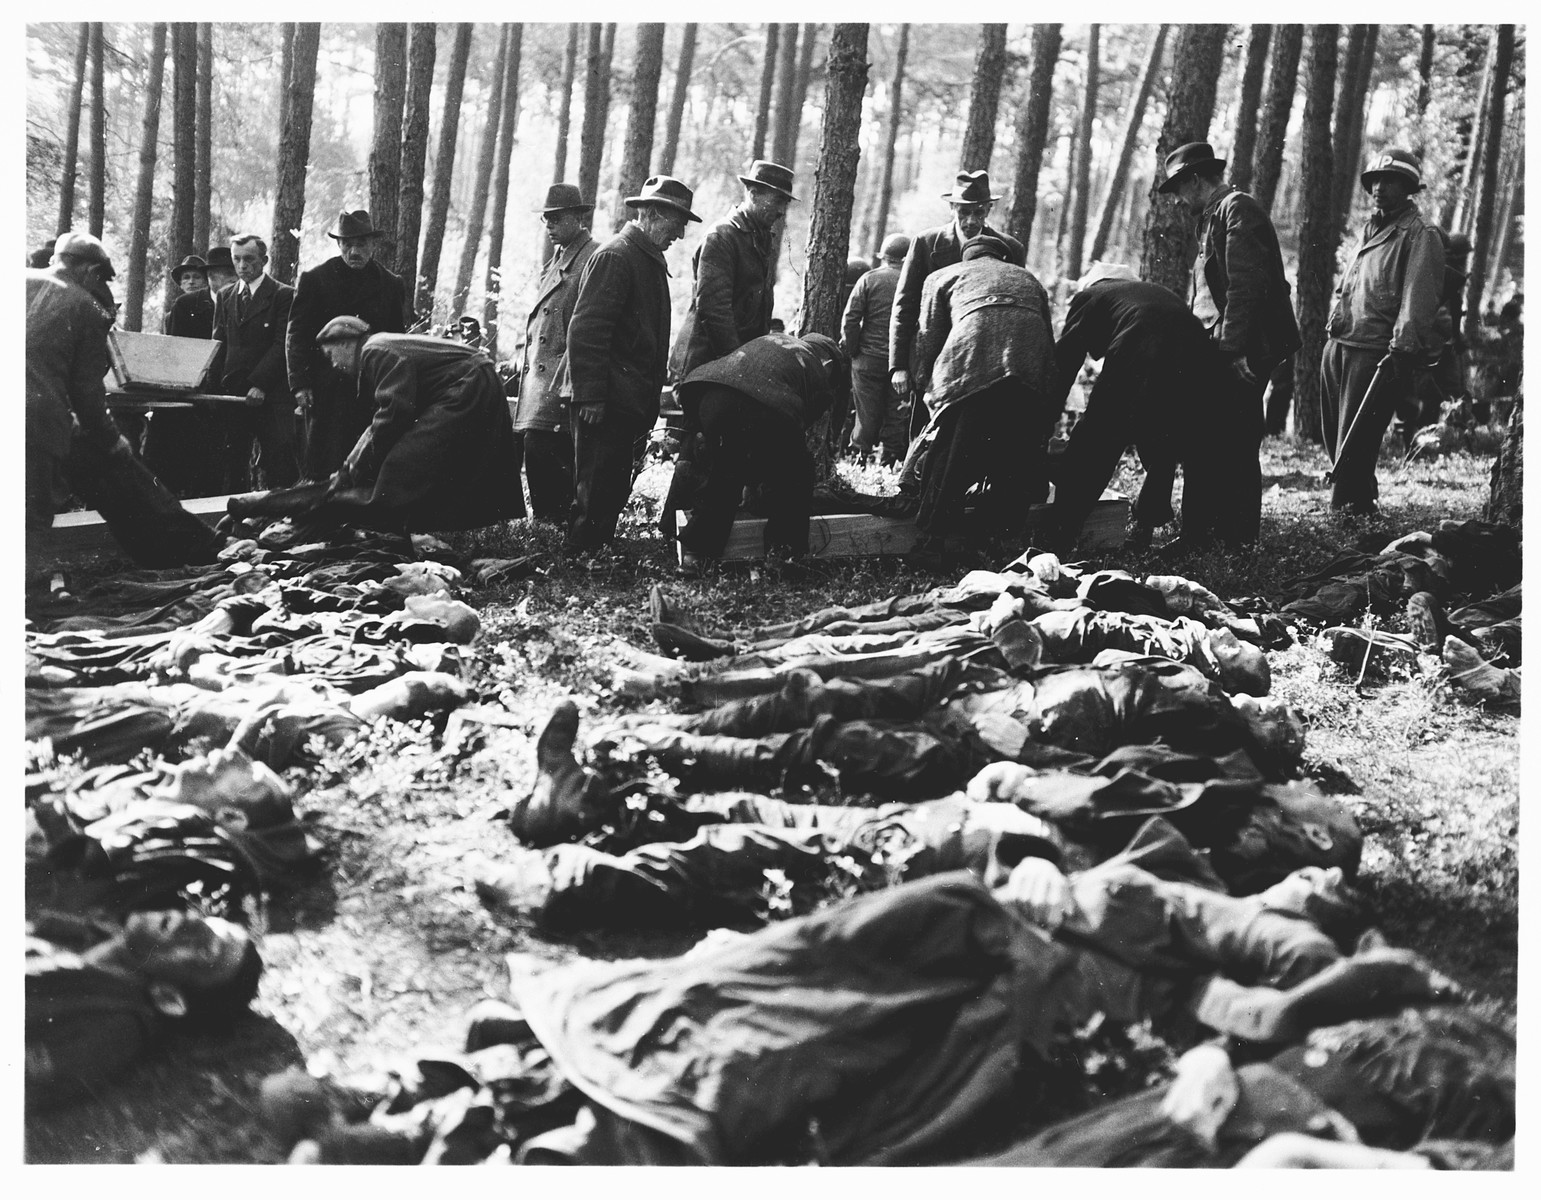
[51,493,234,554]
[106,330,222,390]
[689,490,1130,563]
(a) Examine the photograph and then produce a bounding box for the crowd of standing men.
[27,127,1462,584]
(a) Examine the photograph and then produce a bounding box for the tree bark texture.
[1487,141,1523,291]
[1484,397,1522,531]
[552,23,580,182]
[417,23,472,318]
[1005,24,1063,249]
[168,23,196,305]
[1329,25,1374,241]
[799,23,868,481]
[1139,23,1227,296]
[1451,34,1496,231]
[577,23,616,216]
[194,23,212,252]
[1091,24,1167,263]
[771,23,800,167]
[1415,25,1436,122]
[453,24,510,317]
[960,23,1009,173]
[56,22,89,235]
[1462,24,1515,347]
[124,23,167,333]
[270,23,320,285]
[87,23,105,238]
[1290,24,1339,443]
[1252,24,1303,214]
[1229,25,1271,194]
[753,24,780,162]
[1064,24,1100,281]
[870,23,911,258]
[482,25,523,355]
[1337,25,1378,237]
[395,23,437,307]
[615,23,666,231]
[368,23,408,267]
[659,23,697,175]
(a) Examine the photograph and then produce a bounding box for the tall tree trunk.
[1484,398,1522,530]
[1291,25,1339,443]
[770,23,800,166]
[417,23,470,319]
[753,24,780,161]
[194,23,212,252]
[1487,141,1524,293]
[168,23,196,306]
[396,23,437,307]
[1090,24,1167,263]
[56,22,89,235]
[1064,24,1100,280]
[1451,34,1496,231]
[482,25,522,356]
[1139,23,1228,295]
[799,22,868,481]
[453,24,510,318]
[1463,25,1515,347]
[87,23,105,238]
[1229,25,1271,194]
[1338,25,1379,235]
[1329,26,1374,240]
[552,23,580,181]
[960,23,1009,172]
[1055,128,1078,267]
[270,23,320,286]
[368,23,408,267]
[615,23,666,231]
[576,23,616,216]
[125,23,167,333]
[1005,24,1063,248]
[1252,24,1303,214]
[870,23,911,257]
[1415,24,1436,122]
[659,23,697,175]
[783,23,819,167]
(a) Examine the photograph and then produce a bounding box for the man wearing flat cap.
[566,176,699,553]
[842,234,911,463]
[1320,148,1445,514]
[1157,141,1299,551]
[515,184,598,522]
[285,209,409,480]
[671,159,794,379]
[889,171,1026,422]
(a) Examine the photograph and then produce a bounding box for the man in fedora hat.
[515,183,598,522]
[162,255,212,337]
[285,209,409,480]
[888,170,1026,418]
[566,175,699,553]
[1156,140,1299,551]
[671,159,795,379]
[842,233,911,463]
[1320,148,1445,514]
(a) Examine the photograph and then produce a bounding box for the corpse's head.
[1257,865,1370,950]
[98,911,263,1023]
[152,747,295,828]
[1203,628,1271,696]
[1230,693,1306,766]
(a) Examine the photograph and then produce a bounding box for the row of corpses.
[24,512,1518,1165]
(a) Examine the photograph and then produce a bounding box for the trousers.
[516,427,575,522]
[568,406,650,550]
[849,354,909,462]
[1321,340,1399,510]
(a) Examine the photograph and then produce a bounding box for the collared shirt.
[1189,186,1229,333]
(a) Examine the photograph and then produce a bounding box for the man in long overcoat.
[285,210,409,480]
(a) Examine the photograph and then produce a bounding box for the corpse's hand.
[1234,1133,1430,1169]
[966,760,1036,804]
[995,856,1073,930]
[1159,1043,1240,1150]
[245,387,266,408]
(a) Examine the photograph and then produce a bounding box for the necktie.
[235,285,249,323]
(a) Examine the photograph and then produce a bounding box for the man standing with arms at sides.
[888,171,1026,430]
[214,233,299,490]
[515,184,598,523]
[841,234,910,463]
[1157,141,1300,552]
[565,176,700,555]
[285,210,409,480]
[671,160,794,379]
[1320,149,1445,515]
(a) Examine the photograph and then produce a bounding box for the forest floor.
[24,432,1520,1165]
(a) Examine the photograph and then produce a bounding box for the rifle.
[1326,354,1405,482]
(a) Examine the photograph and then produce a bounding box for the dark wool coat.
[670,205,775,379]
[340,334,523,530]
[889,221,1026,375]
[567,222,672,428]
[677,333,835,430]
[285,256,409,396]
[161,290,215,339]
[26,268,119,460]
[212,274,295,401]
[1194,185,1301,370]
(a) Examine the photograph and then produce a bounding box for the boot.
[1405,592,1446,652]
[1443,637,1521,705]
[505,702,615,846]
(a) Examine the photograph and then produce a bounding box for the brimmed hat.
[316,315,372,345]
[171,254,208,282]
[1076,261,1138,289]
[880,233,911,261]
[205,246,235,270]
[624,175,702,222]
[536,183,593,214]
[1157,142,1227,194]
[54,230,116,280]
[961,235,1011,262]
[942,170,1001,204]
[1360,148,1423,193]
[327,210,385,240]
[738,160,798,200]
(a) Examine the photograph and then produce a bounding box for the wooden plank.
[689,491,1130,563]
[107,388,250,410]
[106,329,221,389]
[50,493,235,553]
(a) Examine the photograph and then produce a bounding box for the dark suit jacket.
[1196,186,1301,370]
[284,256,408,396]
[162,290,215,339]
[213,274,295,402]
[889,222,1026,375]
[567,222,672,427]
